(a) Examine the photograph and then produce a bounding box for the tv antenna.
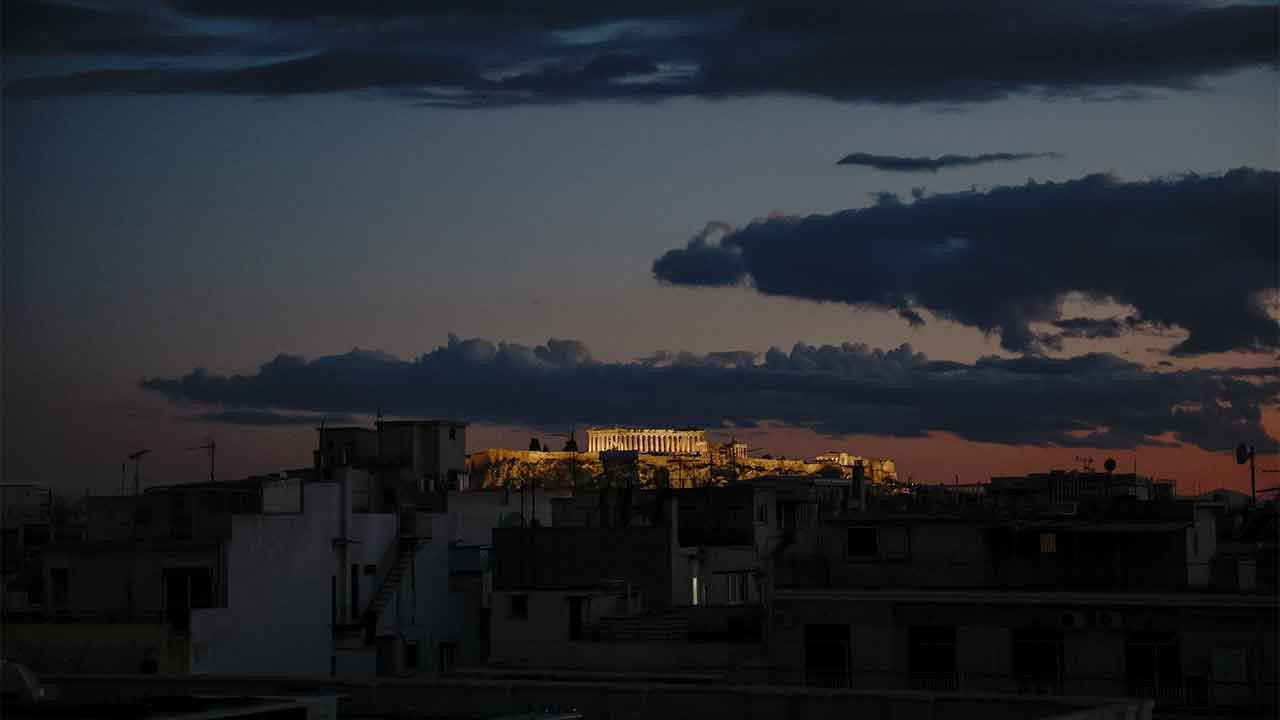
[188,438,216,483]
[128,449,151,496]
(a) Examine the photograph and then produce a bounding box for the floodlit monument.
[586,427,707,455]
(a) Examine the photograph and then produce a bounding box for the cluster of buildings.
[1,423,1276,719]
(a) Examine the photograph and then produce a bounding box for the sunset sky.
[4,1,1276,497]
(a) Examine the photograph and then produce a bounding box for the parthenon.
[586,427,706,455]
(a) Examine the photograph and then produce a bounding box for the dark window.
[726,572,748,604]
[363,564,377,576]
[1126,631,1181,703]
[1013,629,1064,694]
[449,426,456,440]
[189,569,214,609]
[24,525,51,547]
[508,594,529,620]
[568,596,586,640]
[404,641,419,669]
[28,572,45,605]
[847,527,878,558]
[351,564,360,619]
[909,627,957,690]
[756,504,767,523]
[804,624,850,688]
[134,508,153,526]
[438,642,456,673]
[50,568,69,607]
[163,567,214,630]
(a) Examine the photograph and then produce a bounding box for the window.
[438,642,457,673]
[1040,533,1057,554]
[50,567,69,608]
[363,564,377,576]
[508,594,529,620]
[351,564,360,619]
[1013,629,1063,694]
[804,624,851,688]
[404,641,419,670]
[189,569,213,609]
[756,504,768,523]
[847,527,878,558]
[567,596,587,640]
[909,627,957,690]
[163,567,213,631]
[1126,631,1181,702]
[691,577,701,606]
[449,426,456,440]
[726,572,748,605]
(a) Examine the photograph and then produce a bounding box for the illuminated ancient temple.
[586,427,707,455]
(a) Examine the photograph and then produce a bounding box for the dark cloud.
[837,152,1061,173]
[186,409,359,426]
[5,50,484,98]
[165,1,739,26]
[1051,315,1174,340]
[141,335,1278,452]
[3,0,229,56]
[4,1,1274,106]
[652,168,1279,356]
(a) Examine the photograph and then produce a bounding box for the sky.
[3,0,1277,498]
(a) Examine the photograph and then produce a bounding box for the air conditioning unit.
[1060,611,1088,630]
[1094,610,1124,631]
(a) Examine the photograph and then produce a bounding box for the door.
[163,569,191,630]
[804,624,851,688]
[568,596,587,640]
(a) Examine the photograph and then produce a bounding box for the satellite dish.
[1104,458,1117,473]
[1236,443,1253,465]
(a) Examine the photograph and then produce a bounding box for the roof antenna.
[188,438,216,483]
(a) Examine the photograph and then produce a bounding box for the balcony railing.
[805,670,851,689]
[909,672,959,692]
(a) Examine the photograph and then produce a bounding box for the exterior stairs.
[360,537,422,643]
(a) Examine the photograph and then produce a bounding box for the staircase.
[359,537,422,643]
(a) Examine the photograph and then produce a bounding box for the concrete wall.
[448,490,553,546]
[492,526,672,610]
[190,483,340,675]
[42,542,220,617]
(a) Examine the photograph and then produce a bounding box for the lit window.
[1039,533,1057,554]
[691,577,700,606]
